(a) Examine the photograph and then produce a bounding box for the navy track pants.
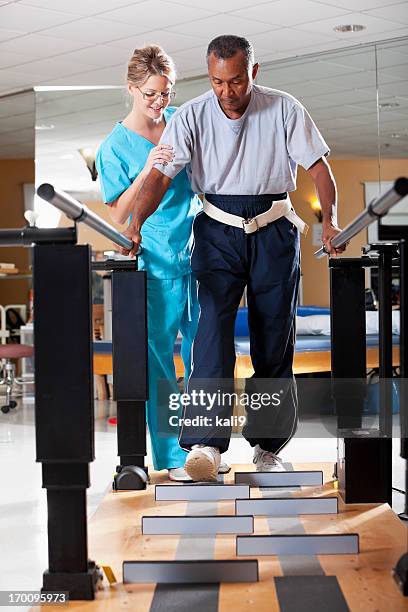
[179,194,300,454]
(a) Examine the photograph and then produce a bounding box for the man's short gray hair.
[207,35,255,67]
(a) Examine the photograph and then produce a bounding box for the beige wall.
[0,159,34,307]
[291,158,407,307]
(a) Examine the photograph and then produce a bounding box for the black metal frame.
[0,224,148,598]
[330,248,398,505]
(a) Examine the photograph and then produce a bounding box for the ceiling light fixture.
[333,24,366,33]
[379,102,400,109]
[35,123,55,131]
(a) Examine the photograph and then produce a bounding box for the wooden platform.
[39,462,408,611]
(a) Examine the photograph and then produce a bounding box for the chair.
[0,344,34,413]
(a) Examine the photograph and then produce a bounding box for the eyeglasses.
[137,87,176,102]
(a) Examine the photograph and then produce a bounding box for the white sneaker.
[184,445,221,482]
[167,467,193,482]
[218,461,231,474]
[253,445,286,472]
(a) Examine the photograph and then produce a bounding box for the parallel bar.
[314,177,408,257]
[155,484,250,501]
[236,534,359,556]
[0,227,76,246]
[37,183,133,251]
[235,497,338,516]
[123,560,259,584]
[234,471,323,487]
[141,515,254,535]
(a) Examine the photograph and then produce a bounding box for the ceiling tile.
[162,0,275,10]
[0,50,36,68]
[232,0,352,27]
[364,2,408,25]
[0,3,80,31]
[0,28,25,41]
[249,27,337,53]
[19,0,142,17]
[295,11,404,36]
[0,93,34,118]
[9,56,97,79]
[108,29,208,54]
[41,65,126,86]
[379,64,408,80]
[0,33,92,58]
[166,14,277,40]
[313,0,403,8]
[165,45,208,77]
[0,68,43,89]
[0,112,35,133]
[40,17,143,44]
[60,45,132,68]
[96,1,214,29]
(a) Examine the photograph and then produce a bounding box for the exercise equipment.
[314,177,408,594]
[235,496,338,516]
[236,534,360,556]
[314,177,408,257]
[37,184,148,492]
[155,483,249,501]
[141,515,254,535]
[0,184,148,599]
[122,560,259,584]
[1,177,405,599]
[234,470,323,486]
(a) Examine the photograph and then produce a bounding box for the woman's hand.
[143,144,174,174]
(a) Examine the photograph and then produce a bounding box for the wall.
[57,198,124,251]
[0,159,35,307]
[291,158,407,306]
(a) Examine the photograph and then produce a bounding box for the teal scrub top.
[96,107,201,280]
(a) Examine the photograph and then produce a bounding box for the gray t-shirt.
[155,84,329,195]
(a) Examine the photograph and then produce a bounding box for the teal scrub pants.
[146,273,199,470]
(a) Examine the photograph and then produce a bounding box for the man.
[122,35,345,482]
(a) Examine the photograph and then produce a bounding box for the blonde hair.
[127,45,176,87]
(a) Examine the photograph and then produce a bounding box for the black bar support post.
[399,239,408,520]
[331,257,392,503]
[33,243,100,599]
[394,240,408,595]
[111,268,149,491]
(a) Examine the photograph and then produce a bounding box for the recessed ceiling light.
[35,123,55,130]
[379,102,400,109]
[333,24,366,33]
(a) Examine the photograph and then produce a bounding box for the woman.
[95,45,201,481]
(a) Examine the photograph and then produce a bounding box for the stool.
[0,344,34,413]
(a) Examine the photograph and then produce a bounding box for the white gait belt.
[203,196,309,236]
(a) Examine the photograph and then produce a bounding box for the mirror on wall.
[34,37,408,305]
[374,38,408,242]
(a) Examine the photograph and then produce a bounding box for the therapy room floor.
[1,398,407,611]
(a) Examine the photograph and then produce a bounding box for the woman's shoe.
[168,467,193,482]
